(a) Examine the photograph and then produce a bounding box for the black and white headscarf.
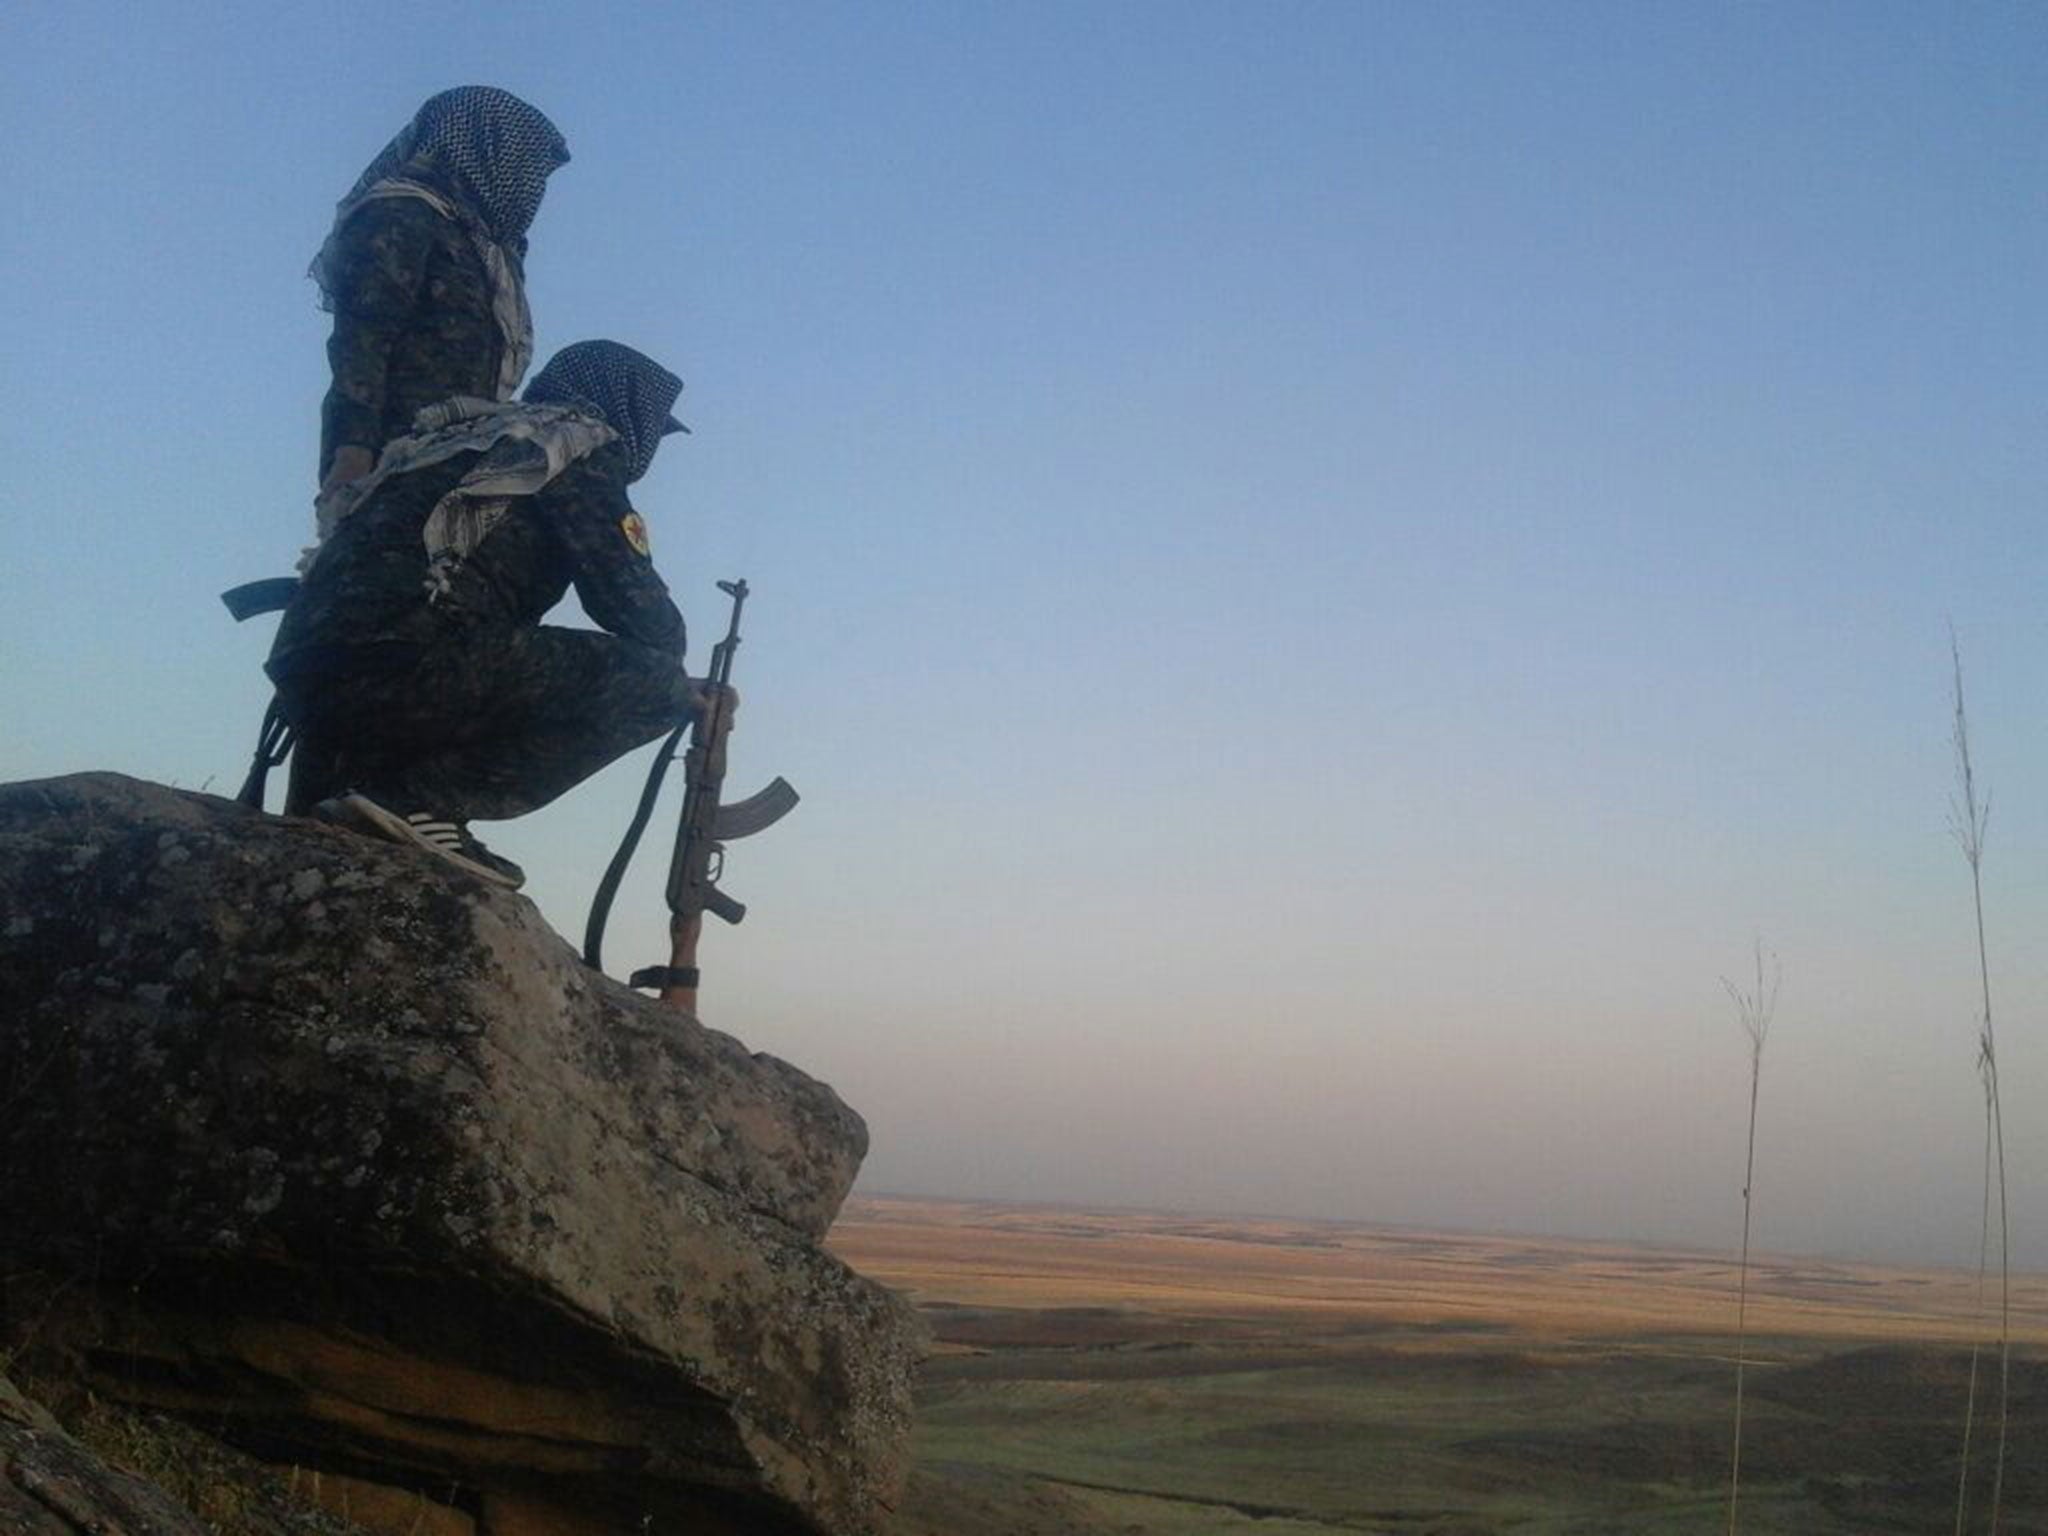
[333,86,568,251]
[311,88,568,397]
[524,341,687,483]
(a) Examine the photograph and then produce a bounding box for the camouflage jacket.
[269,442,684,681]
[318,193,510,480]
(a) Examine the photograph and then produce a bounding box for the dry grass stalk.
[1947,631,2010,1534]
[1956,1077,1993,1536]
[1723,939,1778,1536]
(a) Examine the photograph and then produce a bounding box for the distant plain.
[832,1197,2048,1535]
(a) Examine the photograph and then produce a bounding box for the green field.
[894,1311,2044,1534]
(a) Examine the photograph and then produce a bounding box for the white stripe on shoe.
[314,792,520,888]
[404,813,463,849]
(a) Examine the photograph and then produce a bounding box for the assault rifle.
[582,579,798,1011]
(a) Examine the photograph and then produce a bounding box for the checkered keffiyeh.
[524,341,687,483]
[311,88,567,398]
[336,87,568,249]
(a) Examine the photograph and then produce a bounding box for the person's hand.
[321,445,375,495]
[689,682,740,773]
[692,682,741,728]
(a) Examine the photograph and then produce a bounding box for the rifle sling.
[582,719,687,971]
[628,965,700,992]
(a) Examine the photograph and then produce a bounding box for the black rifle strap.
[582,720,687,971]
[627,965,699,992]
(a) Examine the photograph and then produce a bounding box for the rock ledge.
[0,772,922,1536]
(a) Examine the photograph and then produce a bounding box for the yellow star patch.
[619,512,651,556]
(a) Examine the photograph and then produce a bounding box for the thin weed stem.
[1955,1077,1991,1536]
[1723,940,1778,1536]
[1948,630,2009,1534]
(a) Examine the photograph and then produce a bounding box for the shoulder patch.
[619,512,651,556]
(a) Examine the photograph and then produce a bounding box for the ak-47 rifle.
[582,579,798,1011]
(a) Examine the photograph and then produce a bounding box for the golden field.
[831,1195,2048,1345]
[831,1197,2048,1535]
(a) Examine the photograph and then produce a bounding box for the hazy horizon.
[3,2,2043,1271]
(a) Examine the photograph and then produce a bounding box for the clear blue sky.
[3,1,2043,1266]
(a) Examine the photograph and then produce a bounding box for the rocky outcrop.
[2,1367,373,1536]
[2,1371,214,1536]
[0,773,923,1536]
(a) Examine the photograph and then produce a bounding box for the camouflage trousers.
[277,627,695,822]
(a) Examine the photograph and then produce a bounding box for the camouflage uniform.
[270,441,691,821]
[312,88,567,479]
[318,190,507,482]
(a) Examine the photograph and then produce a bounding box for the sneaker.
[314,792,525,889]
[449,827,526,889]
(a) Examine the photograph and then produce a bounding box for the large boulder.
[0,773,922,1536]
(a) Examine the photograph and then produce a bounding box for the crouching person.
[268,341,715,889]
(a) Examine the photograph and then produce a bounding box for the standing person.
[268,342,717,889]
[311,86,569,503]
